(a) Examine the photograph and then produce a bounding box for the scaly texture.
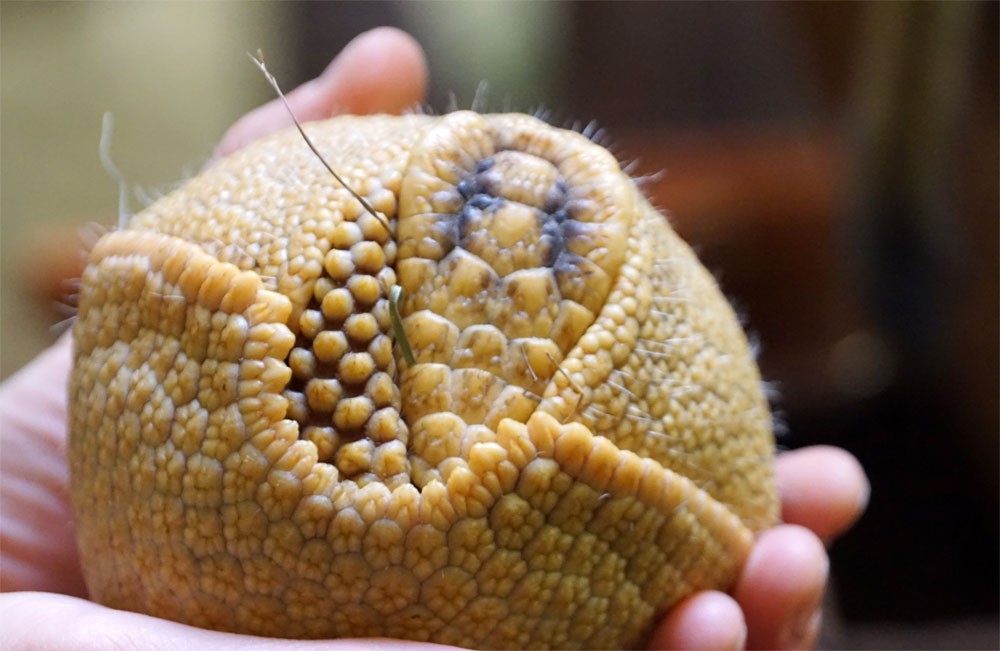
[69,112,778,649]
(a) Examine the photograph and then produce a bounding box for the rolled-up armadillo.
[69,111,778,649]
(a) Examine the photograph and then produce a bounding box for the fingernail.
[780,586,825,650]
[780,557,828,650]
[731,618,748,651]
[782,608,823,650]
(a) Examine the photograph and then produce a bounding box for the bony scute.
[68,111,778,649]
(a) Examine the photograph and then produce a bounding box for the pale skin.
[0,28,868,651]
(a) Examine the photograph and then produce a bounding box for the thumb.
[0,592,454,651]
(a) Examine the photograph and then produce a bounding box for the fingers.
[775,445,869,542]
[0,332,72,437]
[305,26,428,117]
[0,592,456,651]
[647,590,747,651]
[732,525,828,651]
[214,26,427,159]
[0,334,86,596]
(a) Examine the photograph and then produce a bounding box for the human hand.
[650,445,867,650]
[0,26,868,650]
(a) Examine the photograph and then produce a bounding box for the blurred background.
[2,2,996,649]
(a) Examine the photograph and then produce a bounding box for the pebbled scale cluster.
[284,187,405,486]
[68,112,778,649]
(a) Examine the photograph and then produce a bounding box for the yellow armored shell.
[69,112,777,649]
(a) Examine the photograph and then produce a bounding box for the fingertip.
[648,591,746,651]
[318,26,428,115]
[733,525,828,650]
[213,27,428,160]
[775,446,870,541]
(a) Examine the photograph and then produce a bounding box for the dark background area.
[3,2,997,649]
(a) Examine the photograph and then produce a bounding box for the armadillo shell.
[69,112,777,650]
